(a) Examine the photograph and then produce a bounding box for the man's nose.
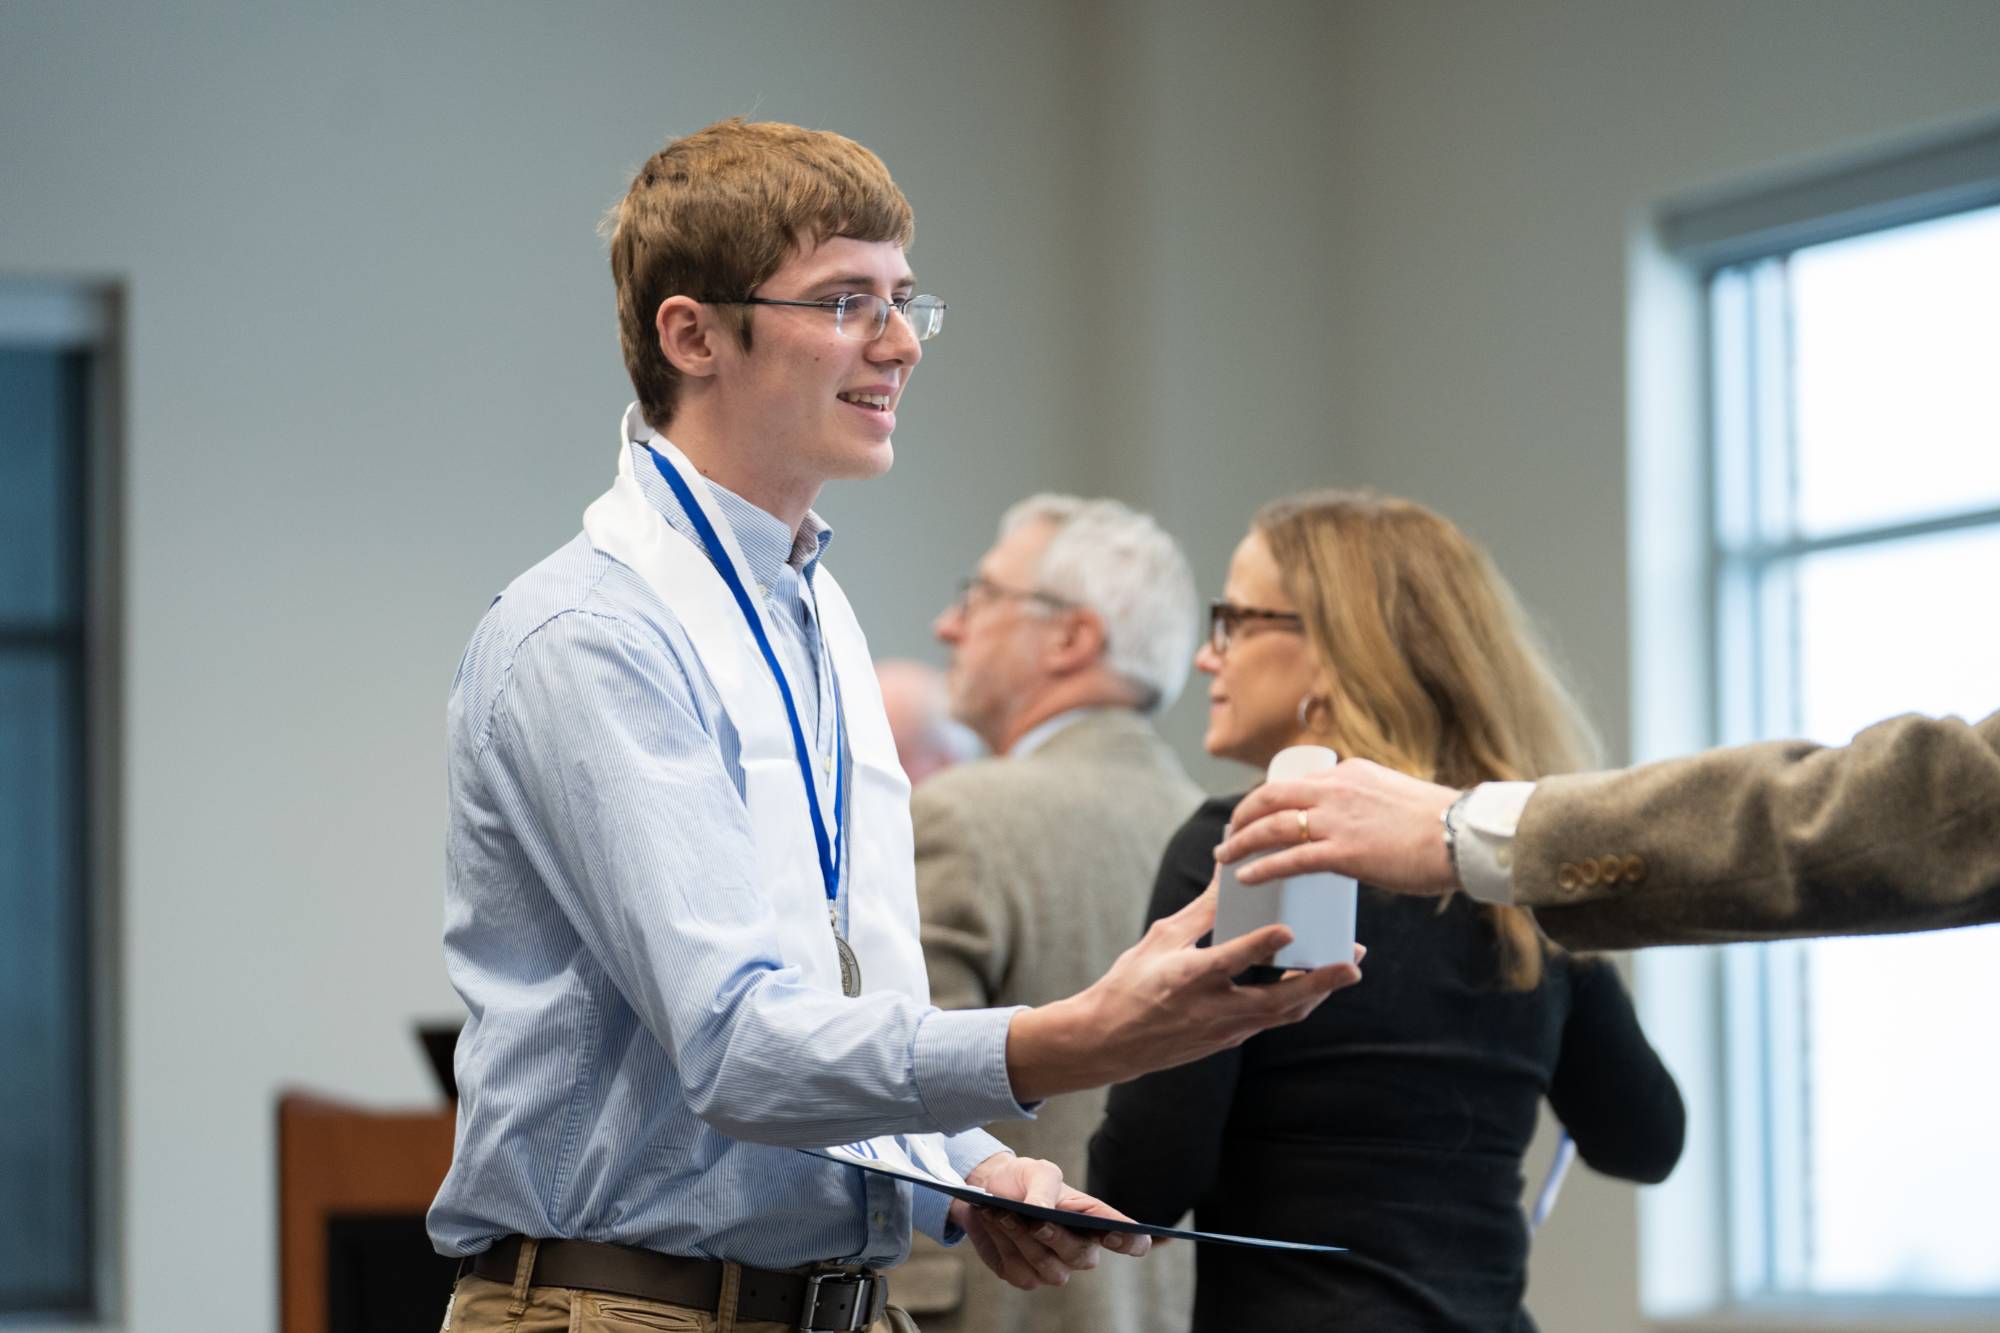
[933,603,962,643]
[871,306,923,367]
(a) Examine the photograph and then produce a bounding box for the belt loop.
[506,1238,540,1318]
[715,1260,742,1333]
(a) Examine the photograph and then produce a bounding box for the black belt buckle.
[799,1271,876,1331]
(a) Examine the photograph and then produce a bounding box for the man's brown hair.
[605,118,915,430]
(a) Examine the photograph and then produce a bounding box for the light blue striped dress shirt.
[428,439,1023,1268]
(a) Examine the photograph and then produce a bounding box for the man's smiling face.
[708,235,923,502]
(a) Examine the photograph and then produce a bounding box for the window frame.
[1705,221,2000,1307]
[1633,121,2000,1327]
[0,279,123,1325]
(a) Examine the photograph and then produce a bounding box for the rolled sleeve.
[914,1005,1036,1134]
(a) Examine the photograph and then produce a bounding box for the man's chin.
[943,692,983,742]
[833,438,895,481]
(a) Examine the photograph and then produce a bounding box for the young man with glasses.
[429,119,1361,1333]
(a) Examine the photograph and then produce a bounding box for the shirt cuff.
[913,1006,1036,1133]
[919,1127,1013,1246]
[943,1126,1010,1179]
[913,1183,958,1245]
[1453,781,1536,905]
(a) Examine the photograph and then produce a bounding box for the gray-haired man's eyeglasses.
[955,575,1073,615]
[715,292,946,342]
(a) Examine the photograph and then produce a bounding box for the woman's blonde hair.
[1253,489,1601,989]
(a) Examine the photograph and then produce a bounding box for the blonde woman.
[1088,490,1684,1331]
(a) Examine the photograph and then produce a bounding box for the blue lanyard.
[648,448,846,907]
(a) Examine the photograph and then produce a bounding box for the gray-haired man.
[898,496,1201,1333]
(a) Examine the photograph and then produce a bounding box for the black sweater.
[1088,796,1685,1332]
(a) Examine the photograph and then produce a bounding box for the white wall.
[5,2,1999,1330]
[1,4,1099,1329]
[1079,0,1365,789]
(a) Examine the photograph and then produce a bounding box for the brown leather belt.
[465,1235,886,1331]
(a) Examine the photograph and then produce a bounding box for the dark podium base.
[326,1214,460,1333]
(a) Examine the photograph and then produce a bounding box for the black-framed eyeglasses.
[716,292,946,342]
[1208,599,1304,655]
[955,574,1073,615]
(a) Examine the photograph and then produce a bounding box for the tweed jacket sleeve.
[1521,709,2000,950]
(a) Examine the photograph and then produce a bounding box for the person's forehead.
[773,235,914,289]
[1226,532,1288,600]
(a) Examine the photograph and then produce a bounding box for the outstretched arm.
[1523,709,2000,948]
[1214,710,2000,950]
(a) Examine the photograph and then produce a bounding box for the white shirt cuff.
[1453,781,1536,905]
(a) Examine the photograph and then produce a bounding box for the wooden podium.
[276,1091,458,1333]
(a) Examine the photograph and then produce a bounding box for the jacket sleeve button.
[1623,853,1647,883]
[1556,862,1581,892]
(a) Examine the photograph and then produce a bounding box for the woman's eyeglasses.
[1208,599,1304,655]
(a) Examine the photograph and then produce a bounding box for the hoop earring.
[1297,694,1331,732]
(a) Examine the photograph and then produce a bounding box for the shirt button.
[872,1211,887,1228]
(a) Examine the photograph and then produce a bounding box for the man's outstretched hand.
[1005,879,1363,1103]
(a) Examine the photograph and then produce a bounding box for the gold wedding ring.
[1296,809,1312,843]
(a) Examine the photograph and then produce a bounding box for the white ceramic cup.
[1214,745,1358,970]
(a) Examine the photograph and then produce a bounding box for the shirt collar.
[1008,707,1116,758]
[709,482,831,587]
[623,411,834,588]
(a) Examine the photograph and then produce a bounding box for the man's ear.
[1046,607,1108,675]
[657,295,723,380]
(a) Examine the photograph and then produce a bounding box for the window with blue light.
[0,284,113,1318]
[1707,200,2000,1304]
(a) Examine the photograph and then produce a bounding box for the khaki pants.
[440,1243,921,1333]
